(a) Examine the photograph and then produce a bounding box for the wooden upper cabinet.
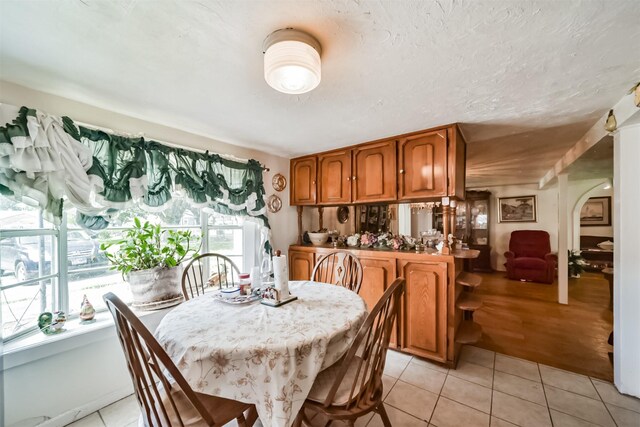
[398,130,448,200]
[398,260,448,362]
[352,140,397,203]
[288,124,466,206]
[290,156,317,205]
[318,150,352,205]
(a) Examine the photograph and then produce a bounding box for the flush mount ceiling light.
[263,28,322,94]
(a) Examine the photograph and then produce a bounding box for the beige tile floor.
[67,346,640,427]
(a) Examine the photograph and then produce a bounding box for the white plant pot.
[126,265,184,310]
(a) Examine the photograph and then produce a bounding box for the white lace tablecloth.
[154,281,367,427]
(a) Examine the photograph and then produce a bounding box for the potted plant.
[568,250,586,278]
[101,218,199,310]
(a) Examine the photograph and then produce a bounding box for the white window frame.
[1,209,249,343]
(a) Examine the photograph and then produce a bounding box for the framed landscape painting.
[580,196,611,226]
[498,195,537,223]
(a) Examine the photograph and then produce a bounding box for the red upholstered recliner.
[504,230,557,284]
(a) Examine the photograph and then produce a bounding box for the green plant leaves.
[102,216,201,274]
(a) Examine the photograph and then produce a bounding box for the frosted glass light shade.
[263,29,321,94]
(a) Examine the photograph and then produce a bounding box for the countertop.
[289,244,480,260]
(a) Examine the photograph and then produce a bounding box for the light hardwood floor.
[472,271,614,382]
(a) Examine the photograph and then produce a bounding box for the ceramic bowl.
[308,232,329,246]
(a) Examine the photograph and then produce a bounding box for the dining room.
[2,1,640,427]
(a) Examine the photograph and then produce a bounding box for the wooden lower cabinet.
[358,255,398,347]
[289,250,314,281]
[289,245,460,366]
[397,260,449,362]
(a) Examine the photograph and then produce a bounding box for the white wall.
[613,123,640,398]
[3,310,167,427]
[0,81,299,426]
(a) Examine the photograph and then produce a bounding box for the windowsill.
[2,306,172,371]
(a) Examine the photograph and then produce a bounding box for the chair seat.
[512,257,548,270]
[306,356,371,406]
[157,382,251,426]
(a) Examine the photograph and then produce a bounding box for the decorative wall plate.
[267,194,282,213]
[272,173,287,192]
[337,206,350,224]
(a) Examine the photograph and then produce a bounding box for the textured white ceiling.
[1,0,639,187]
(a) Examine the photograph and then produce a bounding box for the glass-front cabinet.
[457,191,492,272]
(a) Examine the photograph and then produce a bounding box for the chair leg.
[293,410,304,427]
[376,403,392,427]
[236,414,247,427]
[244,406,258,427]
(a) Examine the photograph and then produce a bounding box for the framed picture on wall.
[498,195,537,223]
[580,196,611,226]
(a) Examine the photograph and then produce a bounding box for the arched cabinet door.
[398,259,448,362]
[289,249,314,281]
[352,140,397,203]
[398,130,448,200]
[318,149,352,204]
[290,156,317,205]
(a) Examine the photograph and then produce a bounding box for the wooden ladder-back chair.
[293,278,405,427]
[311,251,363,294]
[182,253,241,300]
[103,292,257,426]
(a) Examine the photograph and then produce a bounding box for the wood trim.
[288,123,463,161]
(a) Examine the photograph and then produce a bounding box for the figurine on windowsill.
[38,311,67,335]
[79,294,96,323]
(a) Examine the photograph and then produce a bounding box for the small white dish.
[220,287,240,299]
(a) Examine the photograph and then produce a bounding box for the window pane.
[65,225,132,313]
[208,228,243,257]
[67,267,131,314]
[207,211,243,227]
[1,234,57,338]
[0,196,54,229]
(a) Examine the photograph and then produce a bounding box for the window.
[0,195,247,342]
[206,211,244,270]
[0,198,58,340]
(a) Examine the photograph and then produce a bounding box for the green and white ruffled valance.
[0,105,270,236]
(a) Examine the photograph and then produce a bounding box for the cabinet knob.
[347,177,350,181]
[399,169,405,174]
[312,181,316,185]
[352,176,357,180]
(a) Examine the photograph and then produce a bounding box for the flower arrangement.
[344,231,417,251]
[568,250,587,278]
[346,234,360,247]
[359,231,378,248]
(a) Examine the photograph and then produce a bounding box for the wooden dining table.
[154,281,368,427]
